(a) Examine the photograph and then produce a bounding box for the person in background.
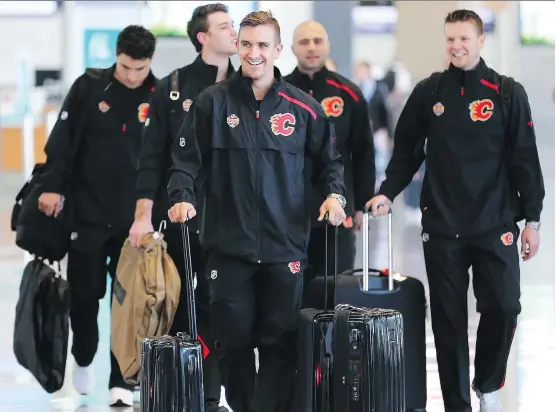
[353,60,390,192]
[38,25,157,407]
[130,4,237,411]
[367,10,544,412]
[167,11,346,412]
[286,21,375,291]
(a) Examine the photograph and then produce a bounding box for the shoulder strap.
[499,74,515,130]
[169,69,180,101]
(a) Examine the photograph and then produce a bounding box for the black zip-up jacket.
[136,55,235,224]
[285,67,375,224]
[41,65,157,231]
[167,67,345,263]
[380,58,544,237]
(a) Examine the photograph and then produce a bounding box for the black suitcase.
[140,223,205,412]
[292,221,406,412]
[304,209,427,412]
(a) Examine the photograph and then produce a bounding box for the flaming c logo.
[288,261,301,274]
[270,113,296,136]
[321,96,344,117]
[469,99,494,122]
[500,232,514,246]
[138,103,150,123]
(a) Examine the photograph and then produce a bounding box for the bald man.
[285,21,375,293]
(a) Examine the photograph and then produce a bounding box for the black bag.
[13,258,71,393]
[292,218,407,412]
[140,223,204,411]
[12,68,107,262]
[301,209,427,411]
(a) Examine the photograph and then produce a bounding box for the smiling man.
[366,9,544,412]
[38,25,157,407]
[166,10,345,412]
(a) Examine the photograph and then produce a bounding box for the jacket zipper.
[255,109,261,263]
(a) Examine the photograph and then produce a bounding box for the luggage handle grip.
[324,213,338,310]
[362,206,394,292]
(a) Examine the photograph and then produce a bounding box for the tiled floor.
[0,85,554,412]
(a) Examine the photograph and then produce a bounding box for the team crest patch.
[138,103,150,123]
[321,96,344,117]
[183,99,193,112]
[270,113,296,136]
[227,114,240,128]
[469,99,494,122]
[500,232,514,246]
[288,261,301,274]
[433,102,444,116]
[98,101,110,113]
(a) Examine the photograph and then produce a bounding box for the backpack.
[11,68,106,262]
[416,70,515,156]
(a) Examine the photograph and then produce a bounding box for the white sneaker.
[109,387,134,407]
[73,365,94,395]
[474,386,502,412]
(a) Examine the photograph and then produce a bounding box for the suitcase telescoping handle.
[324,214,338,310]
[180,222,198,341]
[362,205,394,292]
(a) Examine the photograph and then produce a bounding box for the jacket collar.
[447,57,490,82]
[191,54,235,83]
[289,65,329,87]
[103,64,157,91]
[231,66,285,100]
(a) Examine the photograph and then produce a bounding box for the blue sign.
[83,29,120,69]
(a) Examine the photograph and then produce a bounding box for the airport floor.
[0,95,554,411]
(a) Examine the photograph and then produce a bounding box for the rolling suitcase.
[292,220,406,412]
[304,209,427,411]
[140,223,205,412]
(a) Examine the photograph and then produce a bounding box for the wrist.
[525,221,541,231]
[327,193,346,208]
[135,199,153,221]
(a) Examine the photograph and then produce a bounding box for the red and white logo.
[321,96,344,117]
[270,113,296,136]
[288,261,301,274]
[138,103,150,123]
[227,114,240,128]
[501,232,514,246]
[183,99,193,112]
[469,99,494,122]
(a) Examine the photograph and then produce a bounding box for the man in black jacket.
[130,4,236,411]
[285,20,375,283]
[37,25,157,407]
[167,11,346,412]
[367,10,544,412]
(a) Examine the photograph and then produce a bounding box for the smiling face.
[198,11,237,56]
[445,20,485,70]
[238,23,282,81]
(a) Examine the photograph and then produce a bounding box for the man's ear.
[275,43,284,59]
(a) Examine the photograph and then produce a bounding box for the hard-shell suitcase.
[140,223,205,412]
[304,209,427,411]
[292,218,406,412]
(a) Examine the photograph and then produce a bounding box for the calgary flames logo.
[469,99,494,122]
[500,232,514,246]
[288,261,301,274]
[270,113,296,136]
[321,96,344,117]
[138,103,150,123]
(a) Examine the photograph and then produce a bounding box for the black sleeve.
[509,82,545,222]
[306,106,345,197]
[41,76,85,193]
[378,80,428,201]
[167,92,212,206]
[347,92,376,210]
[136,83,169,201]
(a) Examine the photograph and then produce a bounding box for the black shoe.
[205,402,229,412]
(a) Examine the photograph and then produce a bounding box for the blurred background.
[0,1,553,411]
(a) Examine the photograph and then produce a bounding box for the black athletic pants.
[207,252,304,412]
[422,222,521,412]
[67,228,133,390]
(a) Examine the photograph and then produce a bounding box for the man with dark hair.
[38,25,157,406]
[167,10,346,412]
[367,9,544,412]
[286,21,375,287]
[130,4,236,411]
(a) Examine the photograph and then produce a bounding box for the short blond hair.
[239,11,281,43]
